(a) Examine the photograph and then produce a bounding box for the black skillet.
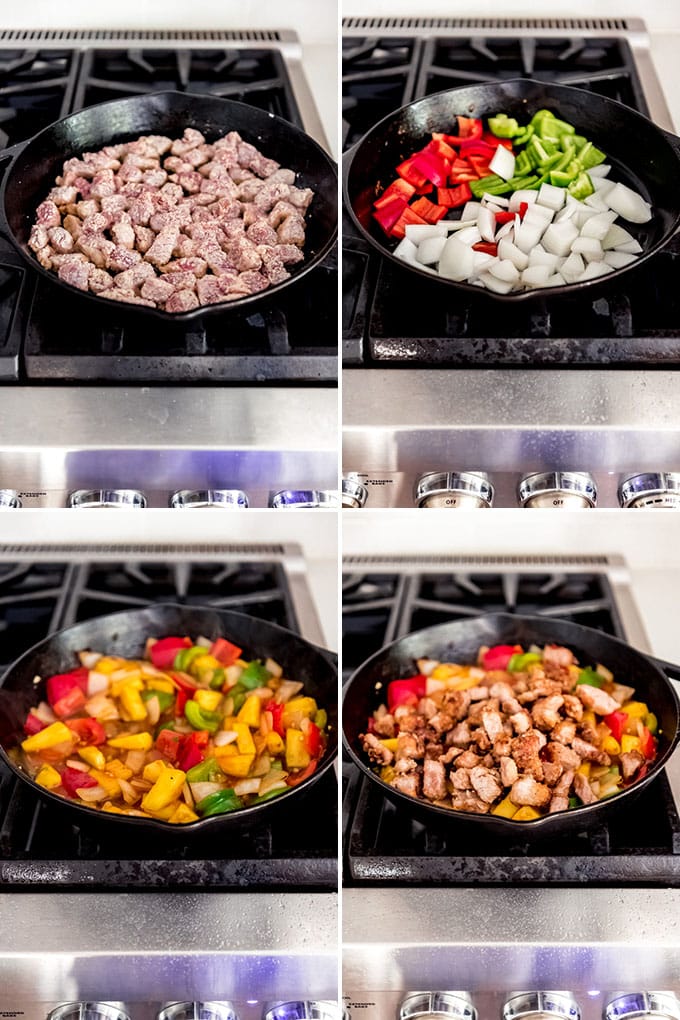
[0,603,337,833]
[344,77,680,303]
[0,90,338,323]
[343,613,680,838]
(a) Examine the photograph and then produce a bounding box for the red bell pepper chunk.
[604,710,628,743]
[377,178,417,205]
[178,731,209,773]
[270,702,286,738]
[482,645,522,672]
[433,132,463,147]
[171,671,199,695]
[150,636,192,670]
[467,155,491,178]
[473,242,498,256]
[457,116,483,139]
[459,139,496,158]
[483,131,513,150]
[372,194,408,235]
[304,721,323,758]
[390,206,428,239]
[436,182,472,209]
[410,151,450,188]
[210,637,243,667]
[640,725,656,760]
[387,675,426,711]
[46,668,89,707]
[411,196,448,224]
[24,711,47,736]
[495,211,515,225]
[65,717,106,746]
[175,688,188,718]
[396,155,429,190]
[286,758,319,787]
[155,728,183,764]
[519,201,529,220]
[60,766,99,799]
[52,686,87,719]
[425,138,457,162]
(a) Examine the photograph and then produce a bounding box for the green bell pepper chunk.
[528,136,557,165]
[504,174,540,190]
[196,787,243,817]
[226,682,247,713]
[568,795,581,809]
[252,787,289,804]
[185,699,221,734]
[239,660,271,690]
[173,645,208,671]
[469,174,511,198]
[186,756,224,783]
[514,150,534,176]
[507,652,542,672]
[567,171,594,200]
[576,667,605,688]
[551,143,576,174]
[513,124,534,147]
[314,708,328,729]
[209,667,226,691]
[571,134,587,150]
[141,688,175,712]
[645,712,659,735]
[549,170,579,187]
[488,114,521,138]
[576,140,606,170]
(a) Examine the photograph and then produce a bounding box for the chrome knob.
[0,489,21,508]
[270,490,339,508]
[518,471,597,508]
[68,489,146,508]
[342,478,368,508]
[414,471,493,508]
[170,489,249,509]
[619,472,680,508]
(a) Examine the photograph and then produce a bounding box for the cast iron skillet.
[0,90,338,323]
[344,78,680,303]
[343,613,680,838]
[0,603,337,833]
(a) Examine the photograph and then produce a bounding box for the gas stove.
[342,551,680,886]
[342,549,680,1013]
[342,17,680,480]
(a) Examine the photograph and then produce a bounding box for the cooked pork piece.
[531,694,565,731]
[423,759,448,800]
[576,683,622,716]
[549,769,575,813]
[572,736,611,766]
[620,749,646,780]
[509,776,551,808]
[29,130,314,311]
[362,732,394,765]
[499,756,519,787]
[573,771,597,805]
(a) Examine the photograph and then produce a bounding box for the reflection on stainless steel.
[619,473,680,508]
[169,490,249,509]
[264,1002,341,1020]
[605,994,680,1020]
[414,472,493,509]
[69,489,147,509]
[518,472,597,509]
[270,490,339,508]
[342,479,368,509]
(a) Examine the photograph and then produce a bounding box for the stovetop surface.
[341,26,680,367]
[0,558,337,889]
[342,567,680,885]
[0,40,336,384]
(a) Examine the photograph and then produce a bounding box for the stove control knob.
[504,992,580,1020]
[414,471,493,508]
[158,1004,238,1020]
[264,1003,342,1020]
[342,478,368,508]
[619,472,680,508]
[48,1004,131,1020]
[170,489,249,508]
[0,489,21,508]
[400,992,476,1020]
[68,489,147,508]
[606,993,680,1020]
[518,471,597,508]
[270,489,339,508]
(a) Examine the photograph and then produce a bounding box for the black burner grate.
[341,30,679,367]
[0,559,337,890]
[342,569,680,885]
[0,42,335,383]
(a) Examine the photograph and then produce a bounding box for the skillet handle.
[648,654,680,685]
[0,137,29,166]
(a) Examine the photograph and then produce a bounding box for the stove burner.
[68,489,147,509]
[0,49,78,148]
